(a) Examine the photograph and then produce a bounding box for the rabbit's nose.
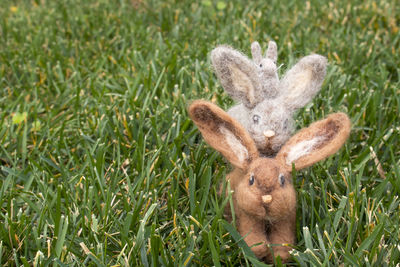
[264,130,275,138]
[262,195,272,204]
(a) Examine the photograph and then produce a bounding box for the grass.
[0,0,399,266]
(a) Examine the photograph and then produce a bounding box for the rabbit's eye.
[283,119,289,130]
[279,174,285,187]
[249,174,255,186]
[259,64,263,67]
[252,115,260,124]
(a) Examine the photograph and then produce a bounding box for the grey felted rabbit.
[211,41,327,156]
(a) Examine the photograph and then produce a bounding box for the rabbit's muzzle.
[264,130,275,138]
[263,130,275,147]
[262,194,272,204]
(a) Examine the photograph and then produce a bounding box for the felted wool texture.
[188,100,259,169]
[211,46,263,109]
[251,41,279,98]
[279,54,327,111]
[285,136,325,164]
[265,41,278,63]
[228,99,295,156]
[189,101,297,261]
[276,112,351,171]
[211,40,328,156]
[188,100,351,263]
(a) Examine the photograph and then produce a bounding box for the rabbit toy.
[211,41,327,156]
[188,100,350,262]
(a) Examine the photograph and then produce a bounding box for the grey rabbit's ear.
[265,41,277,63]
[251,41,263,65]
[252,41,278,64]
[252,41,280,99]
[259,41,279,98]
[211,46,263,109]
[278,54,327,112]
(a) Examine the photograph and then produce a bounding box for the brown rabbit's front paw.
[265,246,292,263]
[251,242,268,259]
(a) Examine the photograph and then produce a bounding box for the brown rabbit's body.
[189,100,351,263]
[226,160,296,260]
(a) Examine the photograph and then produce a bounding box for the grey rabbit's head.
[211,41,327,156]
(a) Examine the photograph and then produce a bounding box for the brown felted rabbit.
[188,100,351,263]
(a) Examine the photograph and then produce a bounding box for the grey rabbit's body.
[211,41,327,156]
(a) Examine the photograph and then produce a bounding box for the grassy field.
[0,0,399,266]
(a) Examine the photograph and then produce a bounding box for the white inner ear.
[286,136,324,165]
[229,65,255,105]
[220,126,248,164]
[286,68,312,98]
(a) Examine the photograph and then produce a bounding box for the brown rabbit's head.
[189,100,351,262]
[234,157,295,222]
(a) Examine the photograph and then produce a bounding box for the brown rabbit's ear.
[276,113,351,171]
[188,100,259,170]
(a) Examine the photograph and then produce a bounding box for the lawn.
[0,0,399,266]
